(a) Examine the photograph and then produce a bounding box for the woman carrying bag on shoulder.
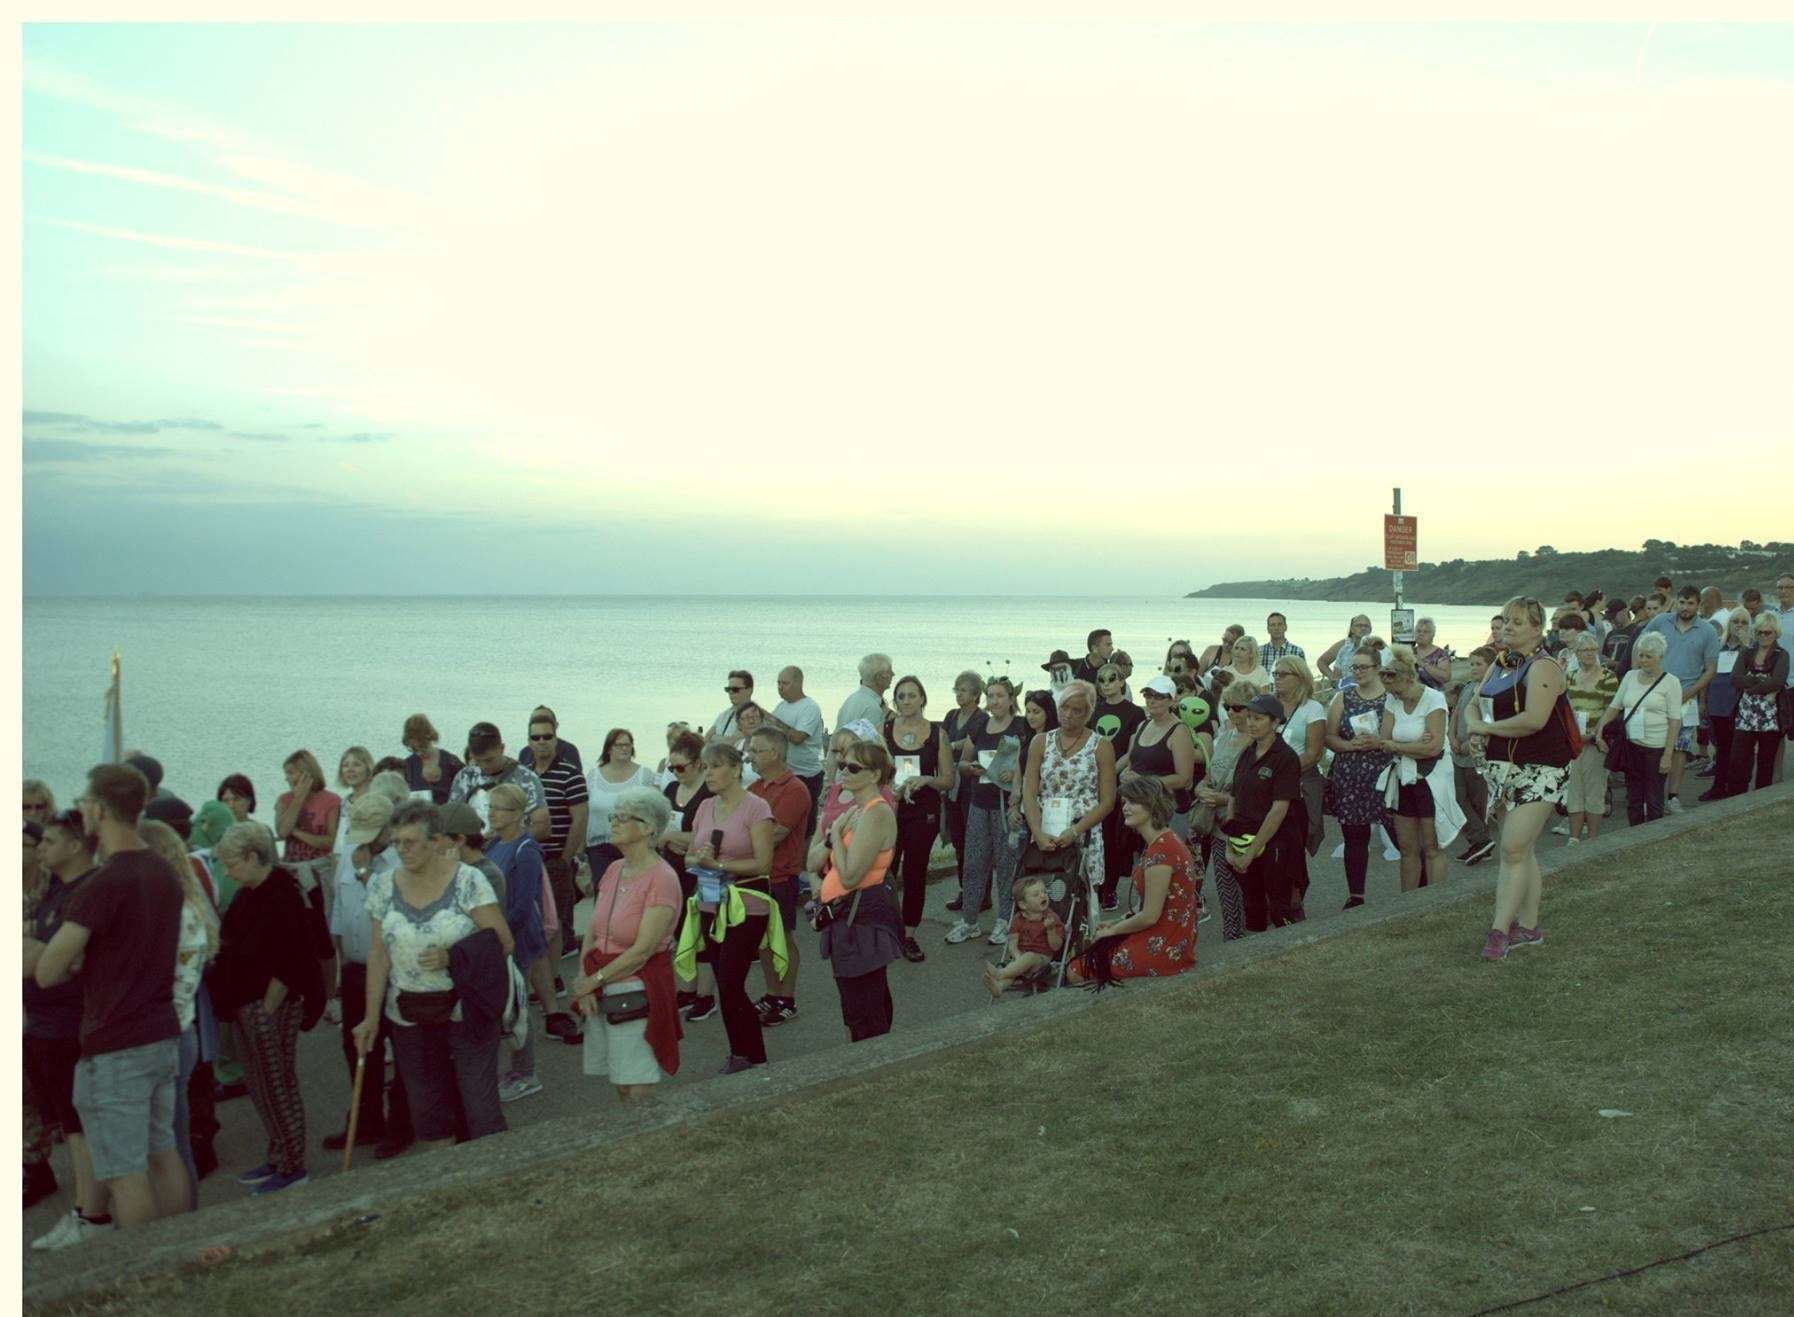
[1593,631,1680,827]
[809,739,903,1043]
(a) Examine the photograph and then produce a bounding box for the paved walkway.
[22,781,1730,1247]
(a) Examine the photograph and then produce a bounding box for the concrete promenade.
[24,779,1792,1304]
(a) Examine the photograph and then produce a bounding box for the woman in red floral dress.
[1067,776,1197,983]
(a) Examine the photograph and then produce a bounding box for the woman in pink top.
[568,787,683,1101]
[274,749,341,865]
[686,744,774,1074]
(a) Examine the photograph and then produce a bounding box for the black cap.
[143,795,194,825]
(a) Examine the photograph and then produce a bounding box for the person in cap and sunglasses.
[1214,694,1307,929]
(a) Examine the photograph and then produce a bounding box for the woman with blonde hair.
[1272,655,1328,856]
[1209,634,1272,699]
[1374,646,1463,892]
[1467,597,1576,960]
[140,820,218,1207]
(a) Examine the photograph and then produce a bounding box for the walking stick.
[341,1053,368,1173]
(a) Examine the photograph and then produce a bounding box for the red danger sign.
[1384,515,1418,571]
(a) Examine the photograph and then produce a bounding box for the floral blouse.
[364,863,498,1026]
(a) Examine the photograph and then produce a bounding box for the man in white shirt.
[837,653,892,735]
[708,670,756,742]
[766,666,827,832]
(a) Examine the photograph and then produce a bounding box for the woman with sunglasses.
[1325,653,1392,910]
[659,730,719,1020]
[1195,681,1259,937]
[686,744,777,1074]
[884,677,955,963]
[1374,646,1464,893]
[567,788,682,1101]
[812,740,902,1043]
[1090,663,1148,910]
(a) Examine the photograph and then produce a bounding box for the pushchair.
[994,839,1094,994]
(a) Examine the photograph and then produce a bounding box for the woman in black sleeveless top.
[1464,596,1573,962]
[884,677,954,962]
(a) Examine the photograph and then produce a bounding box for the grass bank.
[37,804,1794,1316]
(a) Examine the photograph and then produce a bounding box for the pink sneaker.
[1508,923,1544,950]
[1480,928,1509,961]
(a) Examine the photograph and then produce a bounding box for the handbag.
[396,989,458,1026]
[1020,838,1081,875]
[1604,673,1667,772]
[599,988,651,1024]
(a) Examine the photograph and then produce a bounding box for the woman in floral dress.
[1069,776,1197,983]
[1325,652,1394,909]
[1022,680,1116,890]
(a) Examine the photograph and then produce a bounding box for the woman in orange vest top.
[812,739,902,1043]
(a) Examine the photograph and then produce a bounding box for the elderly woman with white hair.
[1562,632,1620,840]
[565,786,683,1101]
[1413,618,1454,690]
[1594,629,1682,826]
[1022,678,1117,895]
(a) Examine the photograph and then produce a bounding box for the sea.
[21,595,1504,810]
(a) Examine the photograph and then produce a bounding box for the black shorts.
[23,1034,83,1134]
[1395,782,1436,819]
[770,879,799,933]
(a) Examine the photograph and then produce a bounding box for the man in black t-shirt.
[1072,629,1115,683]
[35,763,186,1236]
[1225,694,1307,931]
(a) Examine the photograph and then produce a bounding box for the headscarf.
[191,800,234,851]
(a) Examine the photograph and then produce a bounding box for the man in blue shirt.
[1642,586,1720,811]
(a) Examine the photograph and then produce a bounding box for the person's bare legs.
[147,1148,189,1218]
[1568,809,1587,841]
[105,1172,158,1228]
[1491,800,1553,933]
[1420,818,1446,886]
[1393,816,1423,892]
[987,953,1049,998]
[1667,748,1687,800]
[614,1084,657,1103]
[66,1133,103,1217]
[758,939,799,1000]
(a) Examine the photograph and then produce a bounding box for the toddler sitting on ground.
[984,875,1065,1000]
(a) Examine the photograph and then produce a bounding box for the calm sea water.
[21,595,1501,810]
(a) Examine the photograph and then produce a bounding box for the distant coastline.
[1189,541,1794,607]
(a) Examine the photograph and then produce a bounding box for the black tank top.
[1483,653,1574,767]
[1130,720,1195,813]
[885,720,943,813]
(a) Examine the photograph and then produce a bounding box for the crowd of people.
[21,573,1793,1247]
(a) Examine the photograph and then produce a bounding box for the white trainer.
[986,918,1010,945]
[944,920,982,945]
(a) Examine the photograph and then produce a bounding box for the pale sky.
[20,21,1794,595]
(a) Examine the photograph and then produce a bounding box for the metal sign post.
[1385,491,1417,643]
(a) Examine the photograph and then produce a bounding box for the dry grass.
[35,804,1794,1316]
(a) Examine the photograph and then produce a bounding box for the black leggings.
[894,805,938,930]
[946,795,970,886]
[704,909,769,1064]
[836,967,894,1042]
[1728,731,1779,795]
[1341,823,1372,898]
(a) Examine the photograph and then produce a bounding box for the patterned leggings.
[959,802,1021,924]
[1210,849,1246,941]
[236,999,307,1175]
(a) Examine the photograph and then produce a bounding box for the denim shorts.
[72,1036,180,1182]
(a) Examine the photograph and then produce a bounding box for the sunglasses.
[668,761,693,772]
[840,762,867,775]
[528,733,555,742]
[725,686,747,694]
[1350,663,1376,672]
[1223,703,1247,712]
[1379,669,1400,679]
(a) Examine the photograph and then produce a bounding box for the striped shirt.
[1564,666,1621,737]
[528,753,589,854]
[1261,641,1306,668]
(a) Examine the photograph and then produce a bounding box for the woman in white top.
[1208,634,1273,700]
[586,729,657,878]
[141,819,219,1209]
[1272,656,1328,856]
[1593,630,1682,826]
[1371,646,1462,892]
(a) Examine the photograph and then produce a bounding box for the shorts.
[1394,782,1435,819]
[1482,760,1570,812]
[582,981,665,1086]
[23,1035,84,1135]
[1674,724,1698,754]
[769,879,799,933]
[1563,746,1610,815]
[72,1036,180,1182]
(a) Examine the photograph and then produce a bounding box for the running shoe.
[944,920,982,944]
[761,1000,797,1027]
[1480,928,1510,961]
[253,1171,309,1196]
[986,918,1010,946]
[1507,923,1544,950]
[32,1210,110,1252]
[1461,839,1497,866]
[684,994,718,1022]
[236,1162,279,1186]
[499,1073,544,1103]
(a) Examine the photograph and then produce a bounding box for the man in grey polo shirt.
[838,653,893,733]
[1642,586,1720,811]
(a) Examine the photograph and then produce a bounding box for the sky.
[19,21,1794,596]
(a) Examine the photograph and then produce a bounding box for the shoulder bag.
[1604,673,1667,772]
